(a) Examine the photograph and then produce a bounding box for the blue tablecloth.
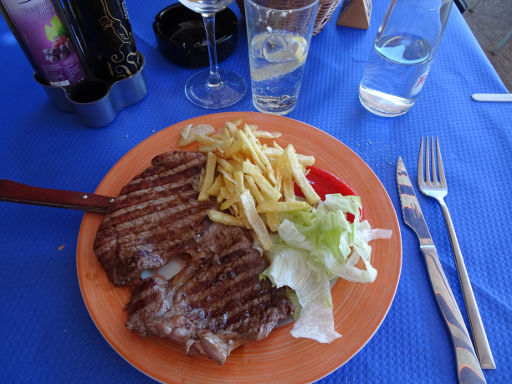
[1,0,510,383]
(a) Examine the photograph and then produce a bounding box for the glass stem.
[202,13,221,87]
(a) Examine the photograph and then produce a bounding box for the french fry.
[244,124,276,184]
[213,147,225,157]
[220,137,234,152]
[230,203,240,218]
[296,155,315,166]
[242,161,281,201]
[217,186,227,204]
[218,167,235,184]
[254,131,282,139]
[234,170,245,195]
[220,194,240,211]
[263,147,315,166]
[179,124,215,147]
[273,142,284,150]
[219,171,244,211]
[231,154,245,165]
[283,175,296,202]
[265,212,281,232]
[218,158,234,173]
[274,153,284,194]
[245,175,264,204]
[225,121,239,135]
[198,145,217,153]
[227,158,242,171]
[208,210,245,227]
[285,145,320,206]
[195,135,220,147]
[281,157,296,202]
[224,139,244,157]
[238,129,265,170]
[207,174,222,196]
[198,151,217,201]
[240,190,272,250]
[257,201,310,213]
[224,178,236,196]
[180,120,320,249]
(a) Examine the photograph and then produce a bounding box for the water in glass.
[249,30,308,115]
[359,34,433,117]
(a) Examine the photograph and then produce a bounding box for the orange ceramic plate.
[77,112,402,384]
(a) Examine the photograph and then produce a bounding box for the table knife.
[0,179,113,213]
[472,93,512,102]
[396,157,486,384]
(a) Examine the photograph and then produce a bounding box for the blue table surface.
[1,0,511,383]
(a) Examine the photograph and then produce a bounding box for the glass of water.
[244,0,319,115]
[359,0,452,117]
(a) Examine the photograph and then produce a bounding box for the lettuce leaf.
[262,193,392,343]
[264,246,341,343]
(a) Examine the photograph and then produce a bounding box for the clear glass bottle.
[359,0,453,117]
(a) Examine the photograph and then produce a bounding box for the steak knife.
[396,157,486,384]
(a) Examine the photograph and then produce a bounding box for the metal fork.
[418,137,495,369]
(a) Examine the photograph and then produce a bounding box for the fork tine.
[418,137,425,184]
[431,137,438,183]
[436,137,446,186]
[425,137,431,183]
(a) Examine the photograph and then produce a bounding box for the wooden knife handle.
[0,179,113,213]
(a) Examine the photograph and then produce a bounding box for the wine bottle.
[58,0,141,82]
[0,0,87,87]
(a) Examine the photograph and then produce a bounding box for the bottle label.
[3,0,86,86]
[411,69,430,96]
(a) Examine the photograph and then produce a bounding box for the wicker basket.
[236,0,342,35]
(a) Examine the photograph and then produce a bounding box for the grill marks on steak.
[94,151,216,286]
[125,224,293,365]
[93,150,294,364]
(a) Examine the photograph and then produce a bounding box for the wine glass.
[178,0,246,109]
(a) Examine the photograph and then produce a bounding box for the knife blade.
[396,157,486,384]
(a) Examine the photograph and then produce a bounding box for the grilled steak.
[94,151,216,286]
[125,223,294,365]
[94,150,294,364]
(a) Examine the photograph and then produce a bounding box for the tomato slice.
[294,166,362,221]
